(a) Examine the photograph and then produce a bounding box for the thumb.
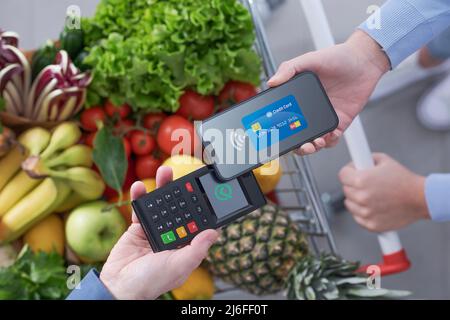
[171,229,219,271]
[268,52,321,87]
[372,152,390,165]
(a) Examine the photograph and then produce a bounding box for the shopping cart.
[241,0,412,288]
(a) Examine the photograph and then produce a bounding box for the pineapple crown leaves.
[285,253,411,300]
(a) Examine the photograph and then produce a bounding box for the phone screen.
[242,94,308,151]
[199,72,338,180]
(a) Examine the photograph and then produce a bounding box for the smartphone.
[197,71,339,180]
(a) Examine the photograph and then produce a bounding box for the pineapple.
[206,203,410,299]
[207,203,308,295]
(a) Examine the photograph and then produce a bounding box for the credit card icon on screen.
[241,95,308,151]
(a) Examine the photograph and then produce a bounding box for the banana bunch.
[0,122,105,243]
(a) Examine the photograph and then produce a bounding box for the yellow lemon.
[162,155,204,180]
[172,267,215,300]
[142,178,157,192]
[253,159,283,194]
[23,214,65,255]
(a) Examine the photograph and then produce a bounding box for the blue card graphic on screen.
[241,95,308,151]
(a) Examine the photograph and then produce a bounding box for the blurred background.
[2,0,450,299]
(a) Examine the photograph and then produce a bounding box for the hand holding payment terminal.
[132,166,266,252]
[132,72,338,252]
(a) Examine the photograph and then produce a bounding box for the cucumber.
[73,50,90,72]
[31,42,58,81]
[60,29,84,60]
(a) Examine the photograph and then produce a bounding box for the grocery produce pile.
[81,0,262,112]
[0,0,411,300]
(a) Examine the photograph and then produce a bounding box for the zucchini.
[60,28,84,60]
[73,50,90,72]
[31,41,58,81]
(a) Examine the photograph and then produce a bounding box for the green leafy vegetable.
[92,125,127,197]
[82,0,261,112]
[0,246,69,300]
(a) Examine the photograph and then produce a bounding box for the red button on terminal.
[187,221,198,233]
[185,182,194,192]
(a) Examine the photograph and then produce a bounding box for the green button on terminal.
[161,231,176,244]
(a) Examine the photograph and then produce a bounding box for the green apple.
[66,201,126,262]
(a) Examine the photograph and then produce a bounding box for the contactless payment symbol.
[230,129,246,151]
[214,183,233,201]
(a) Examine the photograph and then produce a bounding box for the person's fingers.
[312,138,326,152]
[294,131,341,156]
[156,166,173,188]
[295,142,316,156]
[352,215,373,231]
[130,181,147,224]
[170,229,219,272]
[344,199,368,219]
[268,53,320,87]
[268,60,297,87]
[342,185,368,206]
[342,185,356,199]
[131,181,147,201]
[372,152,389,165]
[338,164,357,186]
[123,223,152,247]
[324,130,342,148]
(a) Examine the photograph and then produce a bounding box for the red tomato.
[156,115,198,156]
[80,107,106,132]
[135,155,162,180]
[176,90,214,120]
[130,130,156,155]
[143,112,167,133]
[104,100,131,119]
[123,138,131,159]
[84,132,97,147]
[218,81,257,109]
[114,118,135,137]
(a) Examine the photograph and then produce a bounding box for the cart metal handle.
[299,0,410,275]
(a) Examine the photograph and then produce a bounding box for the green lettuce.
[82,0,261,112]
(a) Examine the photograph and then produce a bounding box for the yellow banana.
[0,178,70,243]
[40,122,81,159]
[0,127,51,191]
[45,167,105,200]
[18,127,51,156]
[48,179,72,213]
[44,144,93,168]
[0,171,41,217]
[0,146,26,191]
[53,191,86,213]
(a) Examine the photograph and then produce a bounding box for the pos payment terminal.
[132,72,338,252]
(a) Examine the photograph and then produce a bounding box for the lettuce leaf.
[82,0,261,112]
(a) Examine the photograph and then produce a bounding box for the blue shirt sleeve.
[66,269,115,300]
[427,26,450,60]
[425,174,450,222]
[359,0,450,68]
